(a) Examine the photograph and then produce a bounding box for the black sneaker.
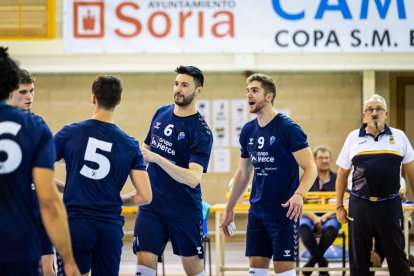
[302,257,316,276]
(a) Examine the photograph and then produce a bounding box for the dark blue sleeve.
[144,107,162,146]
[131,140,147,171]
[33,122,56,169]
[284,122,309,153]
[53,125,69,161]
[239,123,249,158]
[189,131,213,173]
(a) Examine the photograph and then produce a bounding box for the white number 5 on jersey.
[80,137,112,180]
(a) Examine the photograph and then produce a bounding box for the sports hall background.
[1,0,414,235]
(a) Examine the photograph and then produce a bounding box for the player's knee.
[135,265,156,276]
[248,267,269,276]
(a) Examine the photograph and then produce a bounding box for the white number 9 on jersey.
[0,122,22,174]
[80,137,113,180]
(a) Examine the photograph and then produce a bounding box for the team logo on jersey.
[250,152,258,163]
[248,138,254,145]
[31,183,36,190]
[154,122,161,129]
[269,136,275,145]
[283,250,291,257]
[390,135,395,144]
[177,132,186,141]
[196,247,203,255]
[151,135,160,146]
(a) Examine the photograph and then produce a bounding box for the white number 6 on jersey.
[164,124,174,136]
[0,122,22,174]
[80,137,112,180]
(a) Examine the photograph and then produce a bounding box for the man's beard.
[175,91,195,107]
[249,100,266,114]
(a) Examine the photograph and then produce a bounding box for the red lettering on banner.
[212,11,234,38]
[179,11,192,38]
[113,2,235,39]
[198,12,204,37]
[115,2,141,38]
[148,12,171,38]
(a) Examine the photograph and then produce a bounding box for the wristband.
[336,205,344,210]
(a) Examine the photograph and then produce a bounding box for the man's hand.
[281,193,303,221]
[336,207,348,224]
[220,210,236,236]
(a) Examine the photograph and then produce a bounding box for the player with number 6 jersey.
[133,66,213,276]
[0,47,80,276]
[53,76,152,276]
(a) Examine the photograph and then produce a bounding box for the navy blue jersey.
[0,102,55,261]
[54,119,146,223]
[240,113,308,220]
[309,171,337,192]
[141,105,213,220]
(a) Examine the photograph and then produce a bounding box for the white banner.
[64,0,414,53]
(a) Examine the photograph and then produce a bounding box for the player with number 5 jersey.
[53,76,152,276]
[133,66,213,276]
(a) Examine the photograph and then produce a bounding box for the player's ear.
[117,96,122,106]
[196,86,203,96]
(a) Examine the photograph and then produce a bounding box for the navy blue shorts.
[133,209,204,259]
[246,214,299,262]
[0,260,38,275]
[57,218,123,276]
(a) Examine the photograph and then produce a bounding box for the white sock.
[249,267,269,276]
[194,271,206,276]
[135,264,156,276]
[275,269,296,276]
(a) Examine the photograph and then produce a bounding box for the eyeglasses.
[316,157,330,161]
[364,107,385,113]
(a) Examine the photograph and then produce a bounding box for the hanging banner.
[64,0,414,53]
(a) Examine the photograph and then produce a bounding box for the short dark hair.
[0,47,19,101]
[92,75,122,110]
[246,73,277,104]
[175,65,204,87]
[18,69,35,84]
[313,145,332,159]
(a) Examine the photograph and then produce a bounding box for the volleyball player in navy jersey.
[9,68,55,276]
[221,73,317,276]
[54,75,152,276]
[133,66,213,276]
[0,47,80,276]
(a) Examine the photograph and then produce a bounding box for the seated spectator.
[300,145,342,276]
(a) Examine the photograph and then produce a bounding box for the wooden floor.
[118,240,399,276]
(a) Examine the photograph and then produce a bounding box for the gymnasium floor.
[118,240,399,276]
